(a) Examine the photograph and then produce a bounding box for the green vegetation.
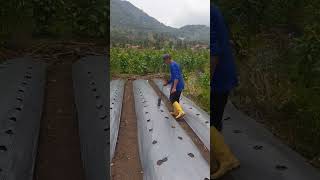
[111,47,210,112]
[0,0,108,42]
[110,0,210,111]
[215,0,320,164]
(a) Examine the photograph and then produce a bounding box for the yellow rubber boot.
[173,101,185,119]
[170,104,178,117]
[211,127,240,179]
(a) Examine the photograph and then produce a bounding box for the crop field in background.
[110,48,210,112]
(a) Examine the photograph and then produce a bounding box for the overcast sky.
[125,0,210,28]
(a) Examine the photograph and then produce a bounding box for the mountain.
[179,25,210,42]
[110,0,209,43]
[110,0,176,33]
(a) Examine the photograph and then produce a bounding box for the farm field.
[110,48,210,112]
[110,78,210,179]
[0,43,109,180]
[110,47,211,179]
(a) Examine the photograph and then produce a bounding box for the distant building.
[191,44,209,50]
[125,44,141,49]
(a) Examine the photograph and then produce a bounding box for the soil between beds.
[111,80,143,180]
[34,58,85,180]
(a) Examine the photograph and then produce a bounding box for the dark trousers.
[170,91,182,104]
[211,90,229,131]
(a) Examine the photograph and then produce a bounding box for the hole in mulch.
[205,121,209,124]
[171,125,176,128]
[275,165,288,171]
[189,107,193,109]
[104,128,110,131]
[15,107,22,111]
[87,71,92,74]
[16,97,23,102]
[204,178,210,180]
[110,107,113,110]
[0,146,7,152]
[147,119,151,122]
[100,114,107,120]
[157,157,168,166]
[18,89,24,93]
[95,95,100,99]
[149,129,153,132]
[112,102,114,105]
[90,81,96,85]
[9,117,17,122]
[22,81,28,85]
[188,153,195,158]
[92,88,97,92]
[24,75,32,79]
[233,130,242,134]
[165,117,169,119]
[178,136,183,140]
[160,110,164,112]
[145,112,149,114]
[224,117,231,121]
[96,104,103,109]
[5,130,13,135]
[152,140,157,144]
[253,145,264,150]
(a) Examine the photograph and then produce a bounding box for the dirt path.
[34,59,85,180]
[149,80,210,163]
[111,81,143,180]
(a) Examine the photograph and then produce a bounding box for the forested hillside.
[110,0,209,47]
[214,0,320,166]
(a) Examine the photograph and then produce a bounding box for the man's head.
[162,54,172,64]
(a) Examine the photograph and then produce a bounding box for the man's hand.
[211,56,219,79]
[213,56,219,66]
[171,79,178,94]
[163,80,168,86]
[171,87,176,94]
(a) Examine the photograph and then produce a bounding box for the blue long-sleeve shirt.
[168,61,185,91]
[211,5,238,93]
